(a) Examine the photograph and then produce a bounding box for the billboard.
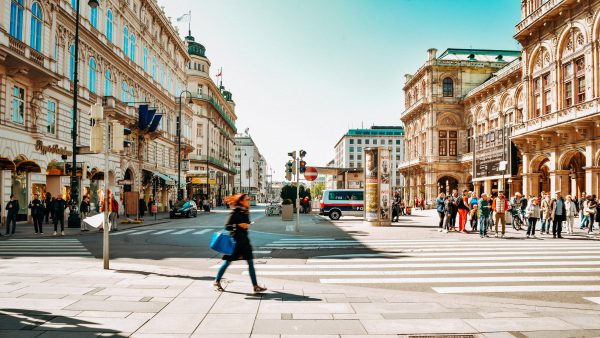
[364,147,391,226]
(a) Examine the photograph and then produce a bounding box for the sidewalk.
[1,257,600,337]
[0,212,172,239]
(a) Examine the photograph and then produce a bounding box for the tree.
[310,182,326,200]
[280,184,311,205]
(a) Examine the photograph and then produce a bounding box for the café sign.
[35,140,72,156]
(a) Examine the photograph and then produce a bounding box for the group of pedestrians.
[2,193,69,236]
[435,189,599,239]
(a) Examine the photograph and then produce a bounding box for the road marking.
[153,229,175,235]
[108,230,136,236]
[128,230,153,235]
[319,275,600,284]
[216,260,600,270]
[306,250,600,261]
[433,285,600,294]
[244,267,600,276]
[0,239,92,257]
[193,229,212,235]
[583,297,600,305]
[253,250,272,254]
[172,229,194,235]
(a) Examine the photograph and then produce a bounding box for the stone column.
[474,182,482,196]
[511,178,523,196]
[551,170,570,196]
[527,173,541,197]
[585,167,600,197]
[484,180,492,195]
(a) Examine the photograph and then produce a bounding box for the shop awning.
[15,160,42,173]
[144,170,175,185]
[0,157,15,171]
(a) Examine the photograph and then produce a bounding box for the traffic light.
[111,123,131,152]
[288,151,296,159]
[65,163,72,176]
[299,150,307,158]
[299,160,307,174]
[285,161,293,181]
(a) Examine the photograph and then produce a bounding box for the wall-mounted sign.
[35,140,72,156]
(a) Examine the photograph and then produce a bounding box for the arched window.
[106,9,113,42]
[121,81,128,102]
[129,33,136,61]
[443,78,454,97]
[10,0,24,40]
[90,5,98,29]
[88,58,97,93]
[143,47,148,72]
[129,86,134,106]
[104,69,112,96]
[123,26,129,56]
[30,2,43,51]
[69,43,75,81]
[152,55,157,79]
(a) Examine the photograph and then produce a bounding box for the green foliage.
[280,184,312,206]
[310,182,326,200]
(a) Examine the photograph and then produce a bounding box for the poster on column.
[364,148,379,222]
[379,147,391,223]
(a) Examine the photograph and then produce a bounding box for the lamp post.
[177,90,193,200]
[68,0,99,228]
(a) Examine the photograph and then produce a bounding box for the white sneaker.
[53,231,57,236]
[61,231,65,236]
[501,233,504,238]
[526,235,530,238]
[443,229,448,233]
[495,234,498,238]
[34,232,38,235]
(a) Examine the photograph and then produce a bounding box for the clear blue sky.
[162,0,522,180]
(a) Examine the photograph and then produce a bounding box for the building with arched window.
[0,0,235,220]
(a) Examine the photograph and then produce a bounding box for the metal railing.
[192,93,237,132]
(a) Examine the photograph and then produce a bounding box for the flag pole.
[188,10,191,36]
[219,67,223,87]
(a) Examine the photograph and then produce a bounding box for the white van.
[319,189,364,220]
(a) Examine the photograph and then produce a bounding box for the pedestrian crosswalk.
[0,238,92,257]
[220,237,600,296]
[110,227,220,236]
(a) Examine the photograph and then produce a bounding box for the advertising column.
[364,147,391,226]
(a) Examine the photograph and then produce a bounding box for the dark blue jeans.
[216,258,258,286]
[5,214,17,234]
[479,215,489,236]
[527,217,537,236]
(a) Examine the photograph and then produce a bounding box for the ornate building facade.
[400,0,600,204]
[0,0,193,218]
[184,34,237,205]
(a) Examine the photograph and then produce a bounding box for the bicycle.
[265,202,281,216]
[510,208,525,231]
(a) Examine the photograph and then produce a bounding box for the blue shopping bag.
[210,231,236,255]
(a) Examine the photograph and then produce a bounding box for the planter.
[281,204,294,221]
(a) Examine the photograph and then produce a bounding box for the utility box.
[281,204,293,221]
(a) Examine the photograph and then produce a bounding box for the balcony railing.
[193,93,237,132]
[9,36,26,56]
[188,154,237,172]
[512,98,598,136]
[401,97,426,119]
[515,0,565,37]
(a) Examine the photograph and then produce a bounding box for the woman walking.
[525,197,540,238]
[214,194,266,293]
[564,195,577,235]
[436,192,446,232]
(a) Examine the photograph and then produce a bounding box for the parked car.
[169,201,198,218]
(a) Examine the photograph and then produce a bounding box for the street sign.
[117,179,132,185]
[304,167,318,181]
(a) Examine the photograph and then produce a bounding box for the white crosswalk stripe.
[0,238,92,257]
[110,227,220,236]
[230,237,600,296]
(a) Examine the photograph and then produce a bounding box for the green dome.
[185,35,206,57]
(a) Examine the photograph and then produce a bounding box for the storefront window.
[11,171,28,219]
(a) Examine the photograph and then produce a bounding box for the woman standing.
[587,195,598,234]
[436,192,446,232]
[564,195,577,235]
[457,190,470,233]
[214,194,266,293]
[525,197,540,238]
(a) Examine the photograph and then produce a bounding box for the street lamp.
[68,0,99,228]
[177,90,193,200]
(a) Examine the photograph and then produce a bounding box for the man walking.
[28,194,44,234]
[5,194,19,235]
[492,192,509,238]
[478,193,491,238]
[551,191,566,239]
[52,194,67,236]
[80,196,90,232]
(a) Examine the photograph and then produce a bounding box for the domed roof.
[185,35,206,58]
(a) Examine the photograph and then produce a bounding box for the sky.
[162,0,522,181]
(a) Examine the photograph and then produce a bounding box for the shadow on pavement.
[222,290,322,302]
[0,308,126,337]
[114,269,214,281]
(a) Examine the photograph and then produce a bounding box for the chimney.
[404,74,413,83]
[427,48,438,61]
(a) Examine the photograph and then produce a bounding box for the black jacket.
[6,200,19,216]
[29,199,44,216]
[222,207,253,261]
[80,200,90,213]
[52,199,67,214]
